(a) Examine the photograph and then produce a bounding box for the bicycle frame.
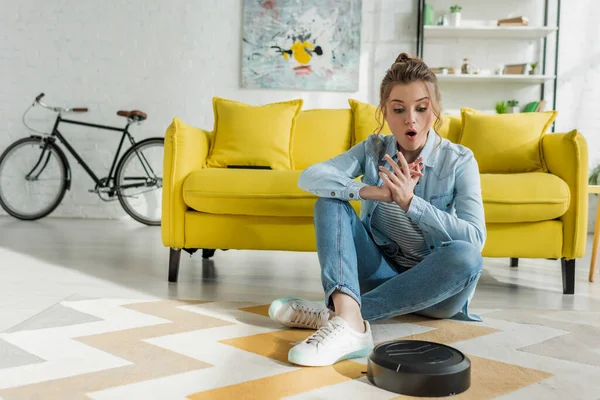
[45,115,137,188]
[0,93,164,225]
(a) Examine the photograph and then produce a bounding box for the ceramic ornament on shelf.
[461,58,473,74]
[507,100,520,113]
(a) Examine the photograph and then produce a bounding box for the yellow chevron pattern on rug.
[188,360,365,400]
[1,298,599,399]
[0,300,232,399]
[193,305,550,400]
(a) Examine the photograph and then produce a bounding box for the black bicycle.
[0,93,164,226]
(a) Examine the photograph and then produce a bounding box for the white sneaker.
[288,316,374,367]
[268,297,329,329]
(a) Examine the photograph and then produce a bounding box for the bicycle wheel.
[115,137,164,226]
[0,137,68,220]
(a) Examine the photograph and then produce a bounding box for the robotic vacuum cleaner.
[367,340,471,397]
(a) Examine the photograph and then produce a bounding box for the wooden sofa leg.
[169,248,181,283]
[561,258,575,294]
[510,258,519,267]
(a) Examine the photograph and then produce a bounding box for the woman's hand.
[359,156,424,203]
[378,153,424,211]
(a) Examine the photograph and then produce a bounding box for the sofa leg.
[169,248,181,283]
[510,258,519,267]
[561,258,575,294]
[202,249,216,259]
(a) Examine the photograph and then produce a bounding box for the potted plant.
[590,164,600,185]
[507,100,520,113]
[449,5,462,26]
[495,101,508,114]
[529,62,539,75]
[590,164,600,229]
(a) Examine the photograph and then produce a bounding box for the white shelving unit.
[435,74,556,84]
[424,25,558,40]
[416,0,561,118]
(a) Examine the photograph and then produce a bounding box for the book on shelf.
[523,101,539,112]
[497,16,529,26]
[430,67,456,74]
[523,100,547,113]
[535,100,547,112]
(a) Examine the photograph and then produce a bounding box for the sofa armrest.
[541,130,588,258]
[162,117,212,248]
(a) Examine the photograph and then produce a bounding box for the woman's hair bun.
[394,53,411,63]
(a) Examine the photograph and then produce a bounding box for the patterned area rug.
[1,297,599,399]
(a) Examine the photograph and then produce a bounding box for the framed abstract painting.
[241,0,362,91]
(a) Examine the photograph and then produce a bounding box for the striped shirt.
[371,201,430,268]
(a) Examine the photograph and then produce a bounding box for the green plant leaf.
[590,164,600,185]
[495,101,508,114]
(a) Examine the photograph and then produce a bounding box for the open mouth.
[405,129,418,139]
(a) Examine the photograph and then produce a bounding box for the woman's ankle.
[336,312,366,333]
[331,291,366,333]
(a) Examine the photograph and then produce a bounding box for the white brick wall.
[0,0,392,219]
[1,0,598,224]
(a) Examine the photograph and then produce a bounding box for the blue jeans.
[314,198,483,322]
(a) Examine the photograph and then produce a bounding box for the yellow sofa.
[162,102,588,294]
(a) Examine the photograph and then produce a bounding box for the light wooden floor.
[1,216,599,332]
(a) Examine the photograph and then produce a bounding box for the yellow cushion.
[293,109,352,170]
[437,114,462,143]
[184,168,315,217]
[348,99,391,145]
[460,108,557,173]
[184,168,361,217]
[481,173,570,223]
[205,97,303,170]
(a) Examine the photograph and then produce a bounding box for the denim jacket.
[299,129,486,252]
[298,130,486,321]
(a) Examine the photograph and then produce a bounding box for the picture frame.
[503,63,528,75]
[241,0,362,91]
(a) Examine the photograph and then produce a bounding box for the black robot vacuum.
[367,340,471,397]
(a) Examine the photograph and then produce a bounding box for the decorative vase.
[449,12,461,26]
[424,4,434,25]
[461,58,472,74]
[510,106,519,113]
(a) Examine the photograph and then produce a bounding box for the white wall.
[559,1,600,232]
[555,0,600,161]
[1,0,598,221]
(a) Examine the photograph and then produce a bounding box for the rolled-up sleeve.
[298,140,369,201]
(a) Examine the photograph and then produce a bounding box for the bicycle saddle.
[117,110,147,121]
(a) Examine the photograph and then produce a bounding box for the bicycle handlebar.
[34,93,88,113]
